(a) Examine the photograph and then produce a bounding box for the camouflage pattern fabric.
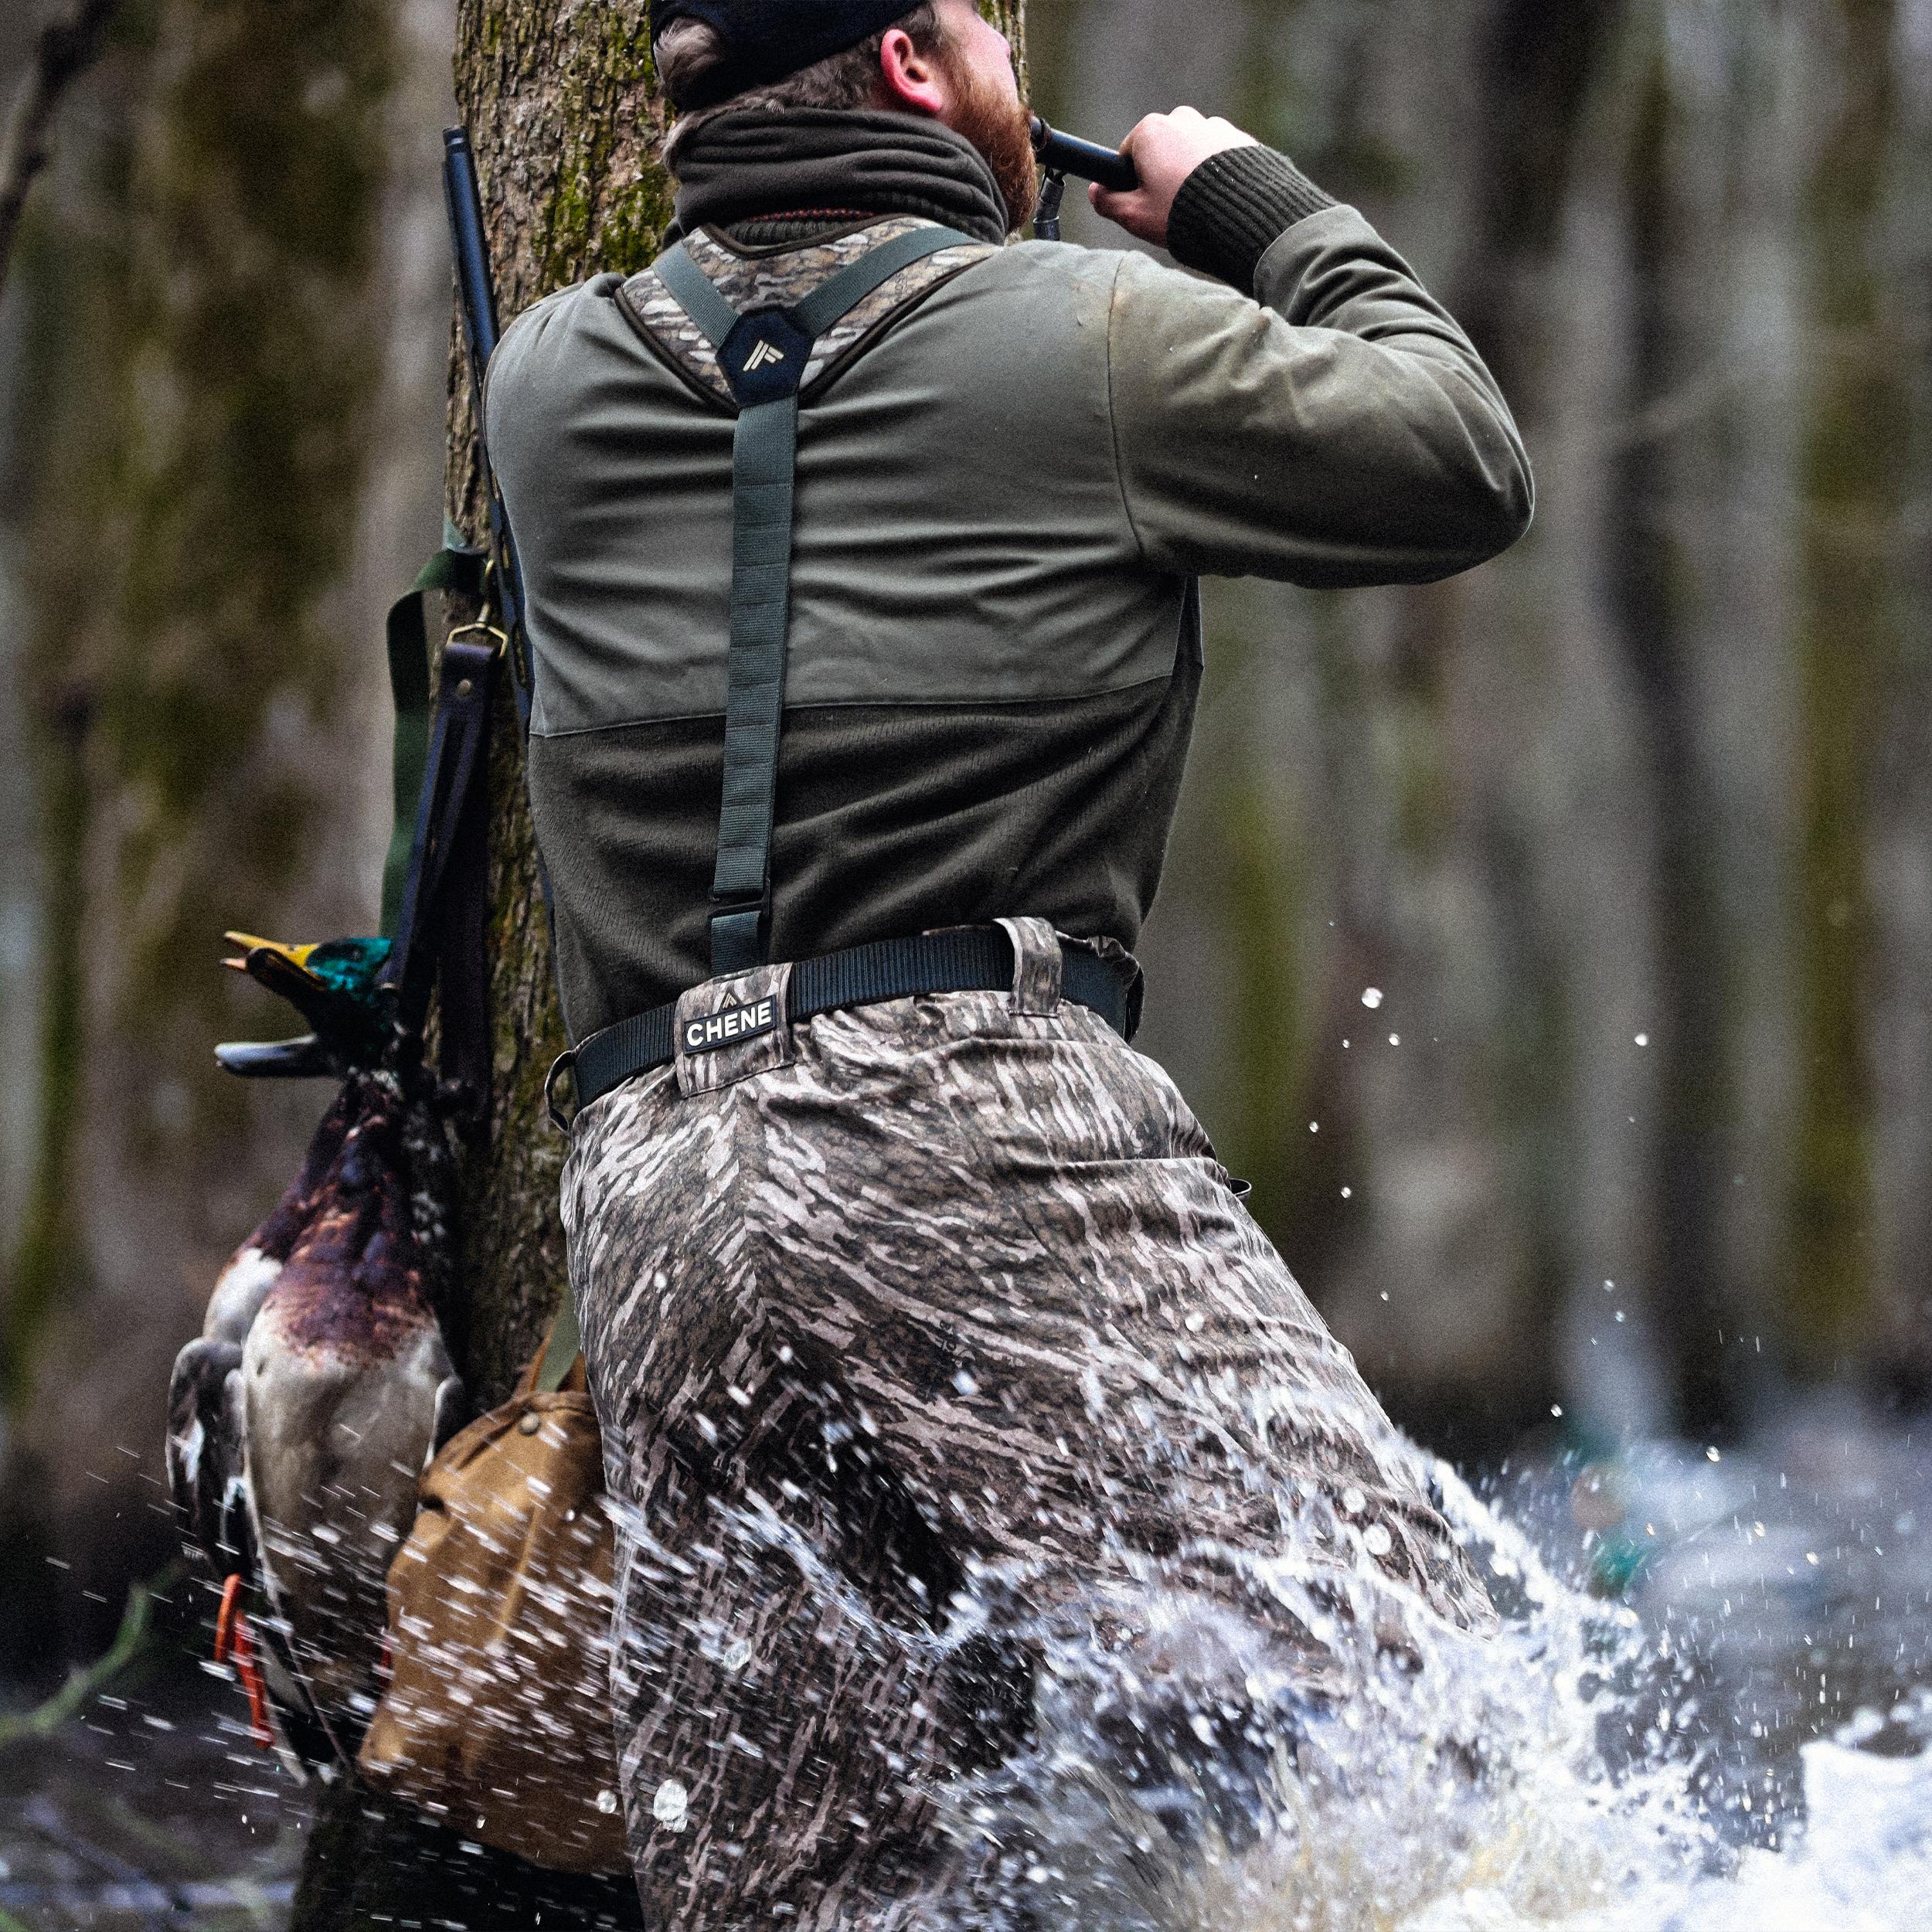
[618,216,996,410]
[560,920,1494,1929]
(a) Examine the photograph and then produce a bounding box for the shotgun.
[441,126,532,733]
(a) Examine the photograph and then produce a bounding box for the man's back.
[515,2,1534,1919]
[488,173,1529,1036]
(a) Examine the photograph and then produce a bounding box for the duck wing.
[165,1340,255,1581]
[241,1072,456,1753]
[197,1081,358,1345]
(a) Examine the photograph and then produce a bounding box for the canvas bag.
[357,1298,629,1872]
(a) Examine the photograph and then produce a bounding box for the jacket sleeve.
[1107,190,1533,588]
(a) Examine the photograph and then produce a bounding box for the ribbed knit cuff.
[1166,144,1336,294]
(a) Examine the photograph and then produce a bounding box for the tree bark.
[293,2,1023,1918]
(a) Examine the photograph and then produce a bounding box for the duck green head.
[216,933,397,1077]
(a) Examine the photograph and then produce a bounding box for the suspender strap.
[654,226,976,975]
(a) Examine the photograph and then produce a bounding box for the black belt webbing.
[554,927,1129,1126]
[653,224,977,975]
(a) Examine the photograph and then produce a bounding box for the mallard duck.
[168,928,464,1766]
[240,1068,464,1757]
[166,1082,356,1582]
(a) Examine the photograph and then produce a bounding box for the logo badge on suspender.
[680,995,778,1055]
[722,310,813,406]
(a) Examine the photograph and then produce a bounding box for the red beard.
[944,56,1040,235]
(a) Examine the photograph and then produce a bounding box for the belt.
[550,927,1130,1128]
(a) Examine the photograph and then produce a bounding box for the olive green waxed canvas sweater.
[485,192,1532,1043]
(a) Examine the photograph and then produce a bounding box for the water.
[912,1410,1932,1931]
[0,1643,304,1927]
[4,1408,1926,1928]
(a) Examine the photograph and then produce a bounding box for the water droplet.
[1341,1185,1352,1199]
[1806,1552,1819,1566]
[1309,1120,1319,1132]
[722,1638,753,1673]
[1634,1032,1648,1046]
[1361,987,1383,1009]
[1185,1311,1205,1332]
[597,1788,619,1814]
[1341,1485,1366,1515]
[653,1778,689,1831]
[1389,1032,1400,1046]
[1706,1447,1721,1462]
[1362,1522,1393,1556]
[1551,1404,1563,1417]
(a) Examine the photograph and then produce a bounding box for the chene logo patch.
[681,996,779,1054]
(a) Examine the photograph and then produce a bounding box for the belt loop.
[545,1049,577,1137]
[995,916,1064,1018]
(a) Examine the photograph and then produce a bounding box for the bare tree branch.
[0,0,121,306]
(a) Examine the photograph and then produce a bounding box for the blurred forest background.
[4,0,1932,1688]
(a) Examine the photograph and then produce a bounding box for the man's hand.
[1089,107,1260,249]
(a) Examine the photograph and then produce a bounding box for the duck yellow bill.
[221,931,318,973]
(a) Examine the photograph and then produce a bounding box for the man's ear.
[876,23,951,117]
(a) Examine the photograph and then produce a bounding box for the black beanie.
[651,0,925,109]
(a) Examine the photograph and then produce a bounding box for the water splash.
[615,1434,1930,1931]
[909,1444,1932,1932]
[917,1464,1721,1932]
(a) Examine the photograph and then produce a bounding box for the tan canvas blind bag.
[358,1297,630,1872]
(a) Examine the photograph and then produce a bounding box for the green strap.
[787,224,974,335]
[534,1285,581,1393]
[710,393,801,971]
[654,243,739,347]
[654,226,978,975]
[380,542,486,934]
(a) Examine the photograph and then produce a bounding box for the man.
[486,1,1530,1922]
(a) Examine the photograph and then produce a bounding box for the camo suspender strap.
[652,226,978,977]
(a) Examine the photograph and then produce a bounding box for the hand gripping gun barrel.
[1029,115,1138,241]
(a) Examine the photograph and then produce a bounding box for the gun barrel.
[1029,116,1138,193]
[440,126,528,668]
[443,129,500,384]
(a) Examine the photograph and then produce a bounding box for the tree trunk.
[291,2,1024,1917]
[1784,0,1905,1389]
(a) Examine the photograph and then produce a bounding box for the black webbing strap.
[555,927,1131,1126]
[381,544,488,934]
[653,226,977,975]
[376,547,502,1119]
